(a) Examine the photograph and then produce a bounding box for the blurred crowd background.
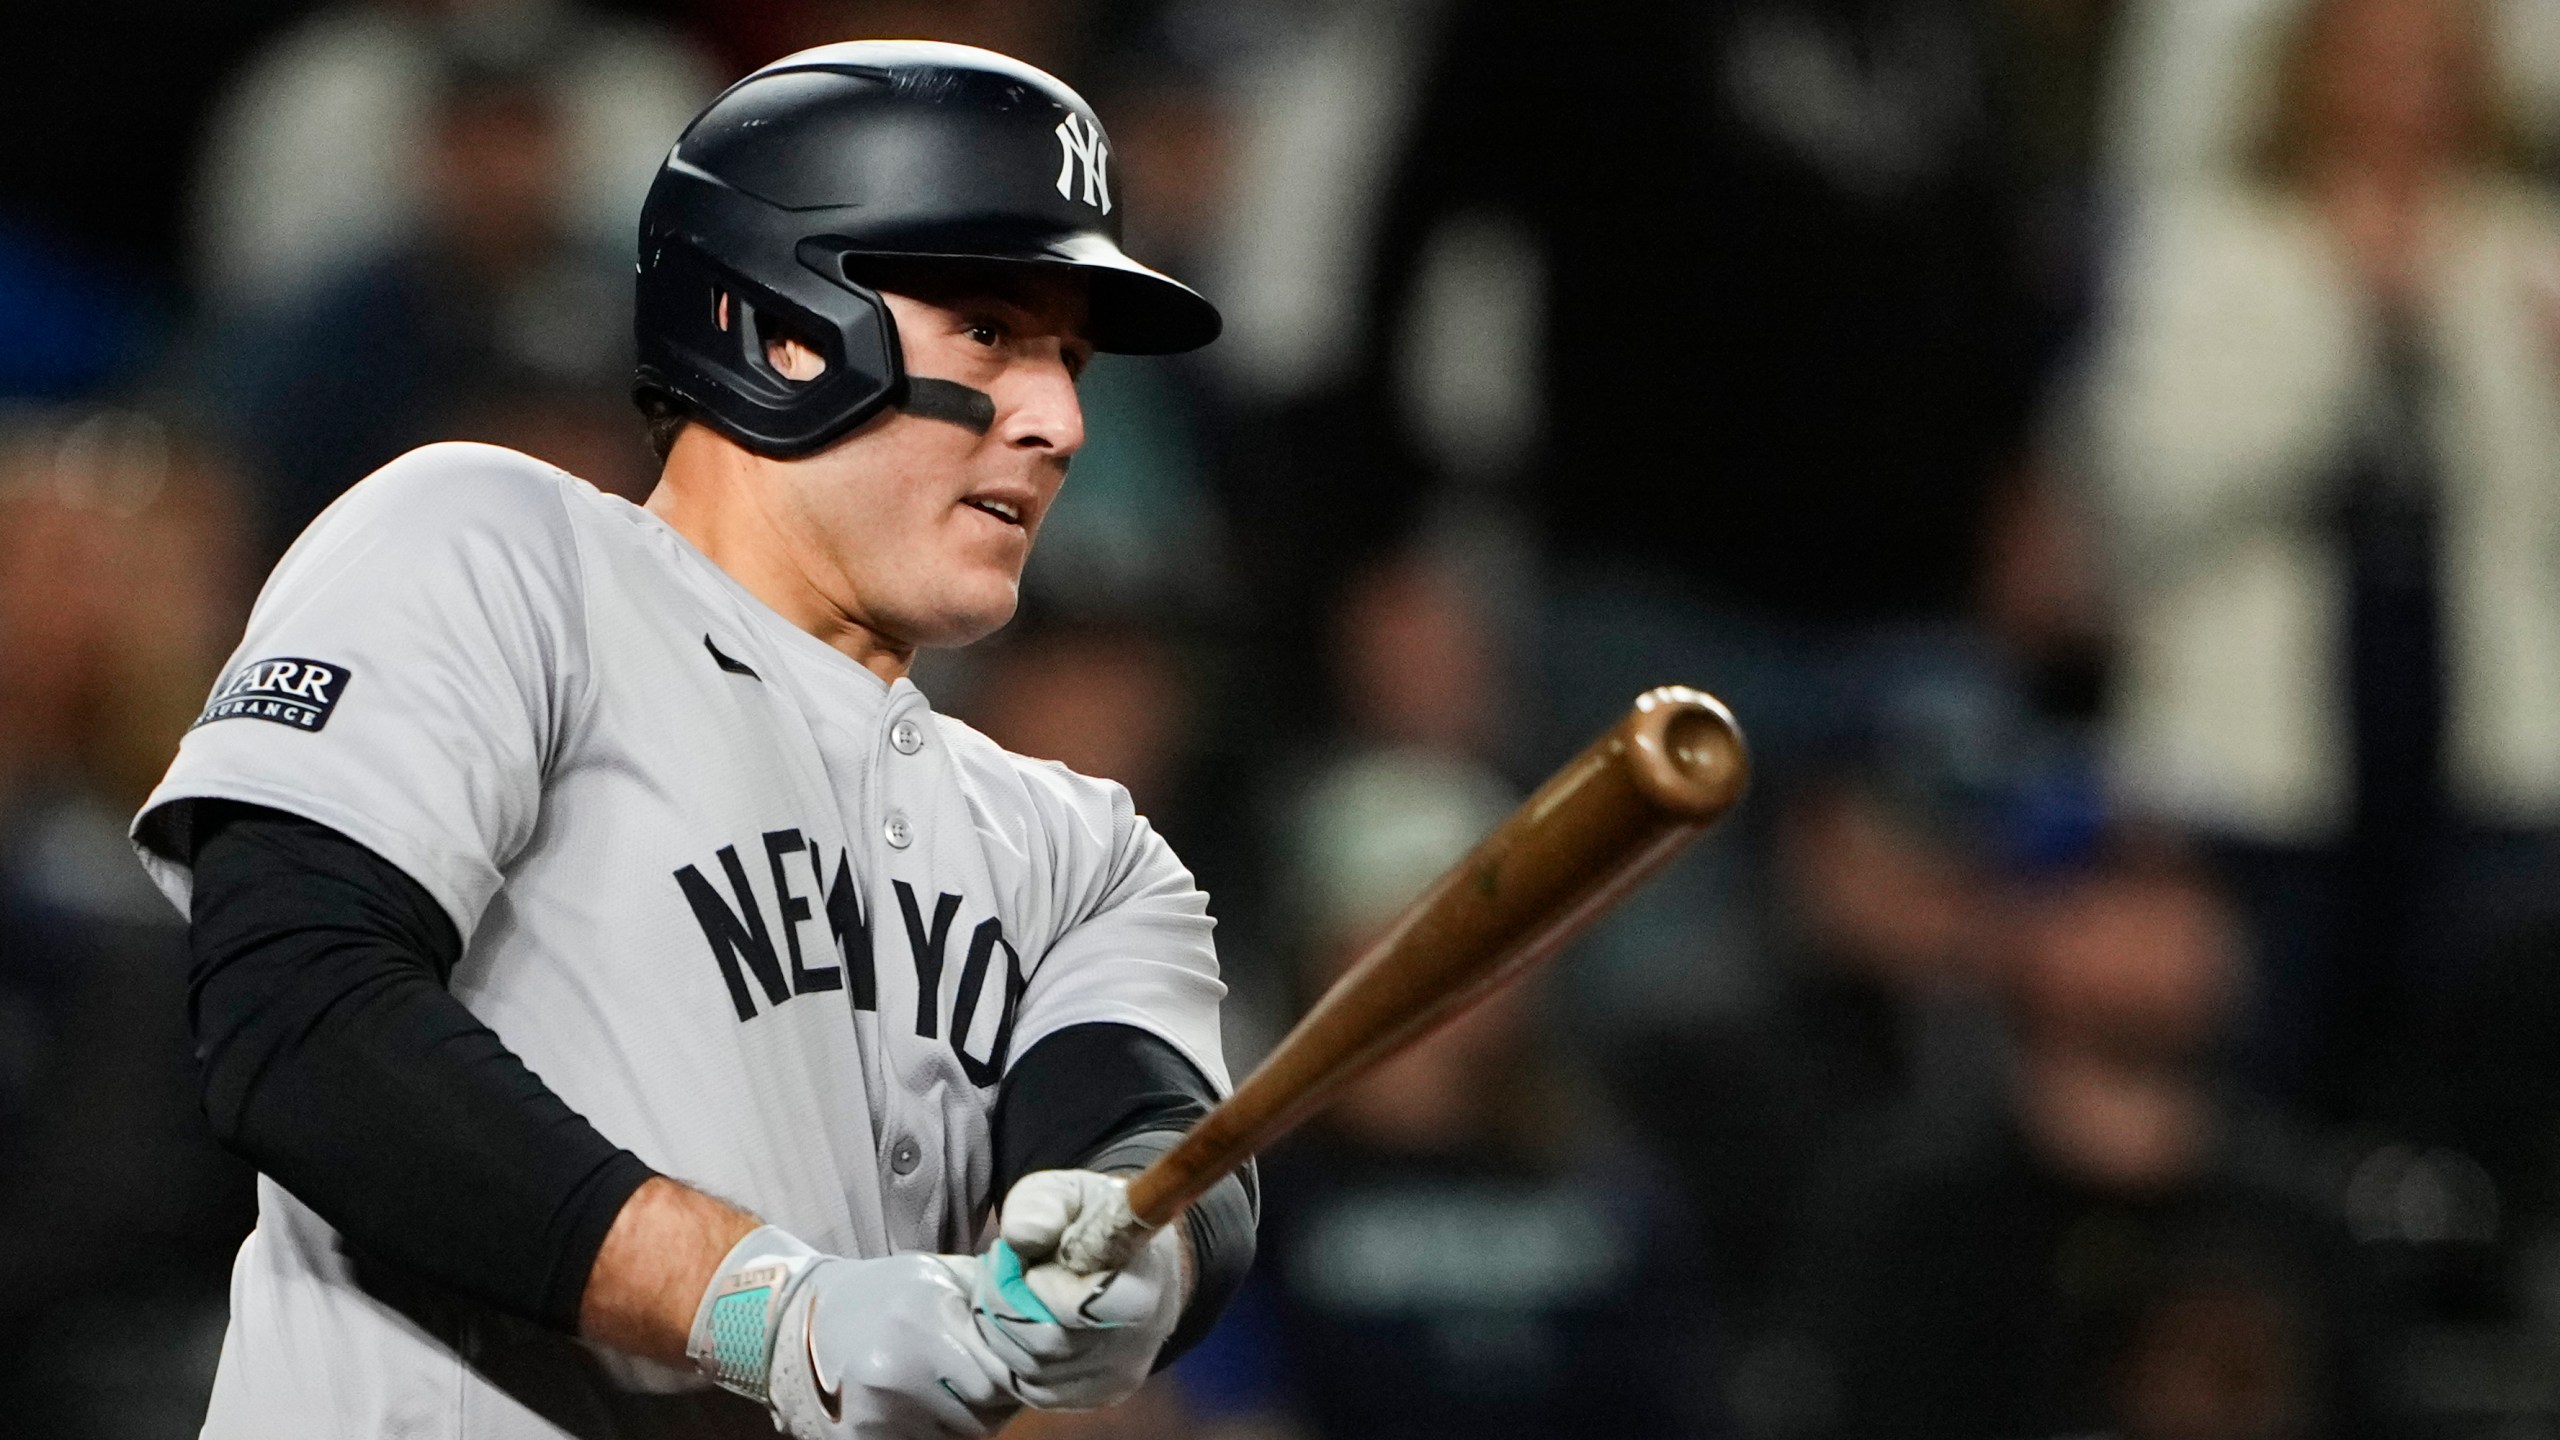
[6,0,2560,1436]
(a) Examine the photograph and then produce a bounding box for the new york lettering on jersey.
[673,828,1028,1086]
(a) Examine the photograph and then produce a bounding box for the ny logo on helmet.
[1053,113,1112,213]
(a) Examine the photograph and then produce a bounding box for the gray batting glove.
[968,1170,1184,1411]
[688,1225,1016,1439]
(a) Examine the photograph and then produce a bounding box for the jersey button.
[889,1137,922,1175]
[891,719,924,755]
[883,811,913,849]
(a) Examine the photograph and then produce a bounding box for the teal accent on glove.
[988,1239,1062,1325]
[705,1282,775,1398]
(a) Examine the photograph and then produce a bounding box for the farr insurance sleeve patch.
[195,658,353,733]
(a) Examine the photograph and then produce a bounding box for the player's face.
[771,270,1093,652]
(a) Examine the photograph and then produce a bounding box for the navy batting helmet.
[632,40,1220,458]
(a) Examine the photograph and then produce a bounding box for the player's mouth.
[961,493,1030,528]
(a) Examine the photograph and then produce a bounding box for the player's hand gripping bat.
[1029,685,1749,1277]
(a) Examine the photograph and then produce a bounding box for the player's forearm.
[579,1176,761,1365]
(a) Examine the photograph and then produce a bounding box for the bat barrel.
[1122,686,1747,1230]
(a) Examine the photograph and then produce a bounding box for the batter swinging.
[132,41,1252,1440]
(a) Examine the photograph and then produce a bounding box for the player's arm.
[578,1175,757,1363]
[188,798,752,1360]
[187,802,1014,1436]
[186,799,666,1333]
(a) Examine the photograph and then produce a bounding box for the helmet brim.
[830,237,1222,356]
[1081,260,1223,356]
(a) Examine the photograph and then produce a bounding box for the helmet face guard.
[633,41,1221,459]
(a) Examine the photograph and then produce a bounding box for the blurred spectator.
[1613,760,2012,1338]
[1205,0,1439,411]
[1017,4,1257,623]
[1764,860,2393,1440]
[0,407,259,1437]
[191,0,708,318]
[2082,0,2560,1115]
[1318,0,2049,1040]
[203,27,663,554]
[1213,544,1522,1056]
[0,410,252,808]
[959,618,1195,827]
[1362,0,2045,646]
[1021,347,1232,619]
[1178,749,1724,1440]
[2101,0,2560,195]
[1329,549,1507,762]
[1982,0,2131,317]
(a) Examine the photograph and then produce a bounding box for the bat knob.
[1623,687,1749,822]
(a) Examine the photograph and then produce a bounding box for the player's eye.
[965,319,1005,348]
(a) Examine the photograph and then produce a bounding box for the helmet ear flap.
[634,233,905,456]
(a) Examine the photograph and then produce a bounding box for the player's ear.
[714,290,830,383]
[766,338,827,382]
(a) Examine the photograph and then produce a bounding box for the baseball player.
[130,41,1254,1439]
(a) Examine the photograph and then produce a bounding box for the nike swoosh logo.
[704,634,761,680]
[804,1293,843,1422]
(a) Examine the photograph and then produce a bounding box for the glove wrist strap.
[686,1225,820,1404]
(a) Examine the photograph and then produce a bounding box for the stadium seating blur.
[7,0,2560,1434]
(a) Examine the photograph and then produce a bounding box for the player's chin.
[911,574,1022,649]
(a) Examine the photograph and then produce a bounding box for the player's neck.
[647,435,917,684]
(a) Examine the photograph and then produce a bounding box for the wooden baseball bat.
[1119,685,1747,1238]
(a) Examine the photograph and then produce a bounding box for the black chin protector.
[897,376,996,435]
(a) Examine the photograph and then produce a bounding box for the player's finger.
[910,1326,1013,1429]
[858,1358,998,1438]
[967,1308,1038,1374]
[1011,1349,1123,1388]
[972,1302,1075,1368]
[996,1171,1088,1258]
[890,1380,1006,1440]
[1009,1378,1094,1413]
[1020,1260,1115,1324]
[924,1264,1020,1396]
[1020,1259,1165,1328]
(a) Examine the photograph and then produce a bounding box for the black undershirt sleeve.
[185,801,656,1333]
[991,1023,1258,1365]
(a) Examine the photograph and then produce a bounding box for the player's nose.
[997,353,1085,462]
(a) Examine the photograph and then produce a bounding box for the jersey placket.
[871,685,970,1248]
[702,624,906,1259]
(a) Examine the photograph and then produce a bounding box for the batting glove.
[968,1170,1184,1411]
[688,1225,1016,1438]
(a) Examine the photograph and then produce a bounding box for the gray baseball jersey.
[131,442,1229,1438]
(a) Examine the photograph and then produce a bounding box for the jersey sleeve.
[131,443,590,938]
[1006,768,1230,1094]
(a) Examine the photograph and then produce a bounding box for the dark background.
[7,1,2560,1436]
